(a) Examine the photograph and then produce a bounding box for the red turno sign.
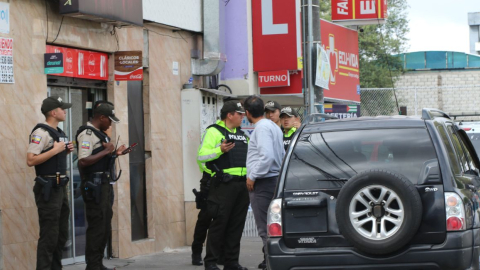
[258,70,290,88]
[252,0,302,72]
[332,0,387,24]
[320,19,360,102]
[46,45,108,80]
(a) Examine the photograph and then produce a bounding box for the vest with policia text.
[30,124,68,176]
[283,128,296,151]
[75,125,111,174]
[205,124,248,172]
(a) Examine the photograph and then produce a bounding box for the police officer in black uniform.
[280,106,299,151]
[76,102,130,270]
[27,96,73,270]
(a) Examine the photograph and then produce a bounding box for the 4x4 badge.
[425,187,438,192]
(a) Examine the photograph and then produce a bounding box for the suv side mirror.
[419,159,441,185]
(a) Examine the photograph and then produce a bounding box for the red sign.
[332,0,387,24]
[252,0,302,72]
[258,70,290,88]
[46,45,108,81]
[260,71,302,95]
[320,20,360,102]
[114,51,143,81]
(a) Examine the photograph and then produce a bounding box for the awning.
[198,88,237,98]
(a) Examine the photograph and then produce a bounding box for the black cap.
[95,102,120,123]
[221,101,245,114]
[264,100,281,112]
[280,106,299,117]
[41,96,72,114]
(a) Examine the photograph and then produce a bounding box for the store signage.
[0,2,9,34]
[258,70,290,88]
[44,53,64,74]
[114,51,143,81]
[252,0,302,72]
[331,0,387,25]
[59,0,143,26]
[260,71,303,95]
[320,20,360,102]
[0,37,13,83]
[324,104,361,119]
[46,45,108,80]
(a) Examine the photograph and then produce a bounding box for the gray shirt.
[247,119,285,181]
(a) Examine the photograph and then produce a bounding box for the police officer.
[27,96,74,270]
[76,102,129,270]
[264,100,282,128]
[198,101,250,270]
[280,107,299,151]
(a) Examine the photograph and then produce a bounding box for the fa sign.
[332,0,388,26]
[252,0,302,72]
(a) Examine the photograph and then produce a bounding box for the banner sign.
[258,70,290,88]
[260,71,303,95]
[46,45,108,81]
[315,44,330,89]
[324,104,361,118]
[252,0,302,72]
[332,0,387,25]
[0,37,13,83]
[0,2,9,34]
[44,53,64,74]
[320,20,360,102]
[114,51,143,81]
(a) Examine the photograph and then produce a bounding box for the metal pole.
[308,0,314,114]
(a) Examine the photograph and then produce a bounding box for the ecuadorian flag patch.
[81,141,90,149]
[31,135,42,144]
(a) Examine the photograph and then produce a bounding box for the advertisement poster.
[114,51,143,81]
[0,2,9,34]
[315,44,330,89]
[324,104,361,119]
[0,37,13,83]
[44,53,64,74]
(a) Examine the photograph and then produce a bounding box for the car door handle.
[285,198,327,208]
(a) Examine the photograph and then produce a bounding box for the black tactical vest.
[75,125,111,174]
[206,124,248,171]
[30,124,68,176]
[283,131,296,151]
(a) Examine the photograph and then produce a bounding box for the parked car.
[457,121,480,133]
[266,109,480,270]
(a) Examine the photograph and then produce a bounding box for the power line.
[51,16,65,44]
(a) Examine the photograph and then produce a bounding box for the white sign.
[0,38,14,84]
[0,2,9,34]
[173,61,179,75]
[315,44,330,89]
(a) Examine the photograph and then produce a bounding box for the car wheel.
[336,170,423,255]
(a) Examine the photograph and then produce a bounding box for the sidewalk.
[64,238,264,270]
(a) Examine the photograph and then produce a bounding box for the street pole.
[302,0,323,115]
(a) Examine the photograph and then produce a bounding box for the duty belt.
[85,172,111,184]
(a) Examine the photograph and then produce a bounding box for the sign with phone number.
[0,37,13,83]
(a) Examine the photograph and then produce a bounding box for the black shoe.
[258,259,266,269]
[217,257,224,265]
[101,266,116,270]
[224,263,248,270]
[192,253,204,266]
[205,264,221,270]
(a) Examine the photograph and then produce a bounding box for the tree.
[320,0,410,88]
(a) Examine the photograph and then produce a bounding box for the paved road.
[64,238,264,270]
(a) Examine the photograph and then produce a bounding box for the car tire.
[336,169,422,255]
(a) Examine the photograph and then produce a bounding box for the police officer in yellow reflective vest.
[27,96,73,270]
[76,102,130,270]
[280,107,299,151]
[198,101,250,270]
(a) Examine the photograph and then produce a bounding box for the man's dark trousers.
[204,179,249,266]
[82,179,113,270]
[192,174,212,255]
[34,181,70,270]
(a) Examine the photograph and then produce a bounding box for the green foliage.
[320,0,410,88]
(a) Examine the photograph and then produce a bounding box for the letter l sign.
[262,0,288,35]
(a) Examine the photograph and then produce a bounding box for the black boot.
[192,253,203,266]
[224,263,248,270]
[205,264,221,270]
[258,259,266,269]
[101,265,116,270]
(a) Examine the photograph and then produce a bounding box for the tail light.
[445,193,465,231]
[267,199,283,237]
[463,128,472,131]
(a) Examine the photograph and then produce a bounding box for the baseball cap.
[41,96,72,114]
[95,102,120,123]
[264,100,281,112]
[221,101,245,114]
[280,107,299,117]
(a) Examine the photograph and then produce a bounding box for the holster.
[35,176,52,202]
[85,173,104,204]
[192,188,207,210]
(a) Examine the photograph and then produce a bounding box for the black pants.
[81,180,113,270]
[204,180,250,266]
[192,174,212,255]
[34,181,70,270]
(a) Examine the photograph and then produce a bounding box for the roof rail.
[422,108,451,120]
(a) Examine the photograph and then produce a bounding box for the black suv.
[266,109,480,270]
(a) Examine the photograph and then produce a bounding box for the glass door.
[47,86,106,265]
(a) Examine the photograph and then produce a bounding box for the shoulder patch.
[31,135,42,144]
[81,141,91,149]
[86,129,92,135]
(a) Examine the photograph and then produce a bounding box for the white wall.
[143,0,202,32]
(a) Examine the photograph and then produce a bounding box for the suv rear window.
[285,128,438,190]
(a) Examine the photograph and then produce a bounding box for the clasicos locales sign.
[114,51,143,81]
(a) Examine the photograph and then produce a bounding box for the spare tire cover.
[336,170,423,255]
